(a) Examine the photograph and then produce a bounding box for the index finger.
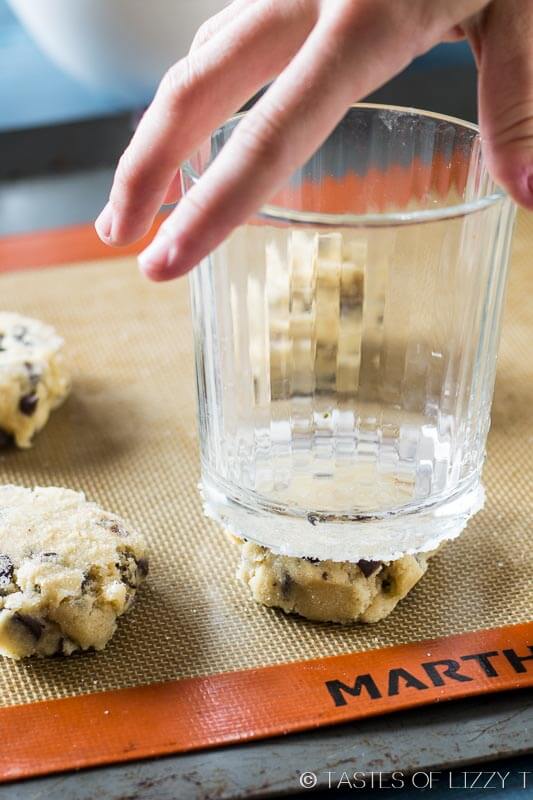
[96,0,315,246]
[138,2,422,280]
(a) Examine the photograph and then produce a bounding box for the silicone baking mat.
[0,212,531,782]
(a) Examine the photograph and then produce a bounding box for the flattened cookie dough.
[0,312,70,448]
[0,486,148,658]
[237,540,434,623]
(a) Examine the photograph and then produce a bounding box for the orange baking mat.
[0,214,531,783]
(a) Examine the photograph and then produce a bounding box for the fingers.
[138,1,433,281]
[189,0,260,51]
[474,0,533,208]
[96,0,317,246]
[161,0,263,208]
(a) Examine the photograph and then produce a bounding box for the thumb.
[473,0,533,209]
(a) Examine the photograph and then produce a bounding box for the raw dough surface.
[0,485,148,658]
[0,312,70,448]
[236,539,434,623]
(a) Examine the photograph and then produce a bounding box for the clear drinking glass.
[182,104,516,562]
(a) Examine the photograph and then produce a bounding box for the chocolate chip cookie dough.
[0,486,148,658]
[236,540,434,623]
[0,312,71,448]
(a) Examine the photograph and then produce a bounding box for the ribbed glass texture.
[183,105,516,560]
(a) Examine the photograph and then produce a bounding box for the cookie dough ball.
[0,486,148,659]
[236,540,433,623]
[0,312,71,448]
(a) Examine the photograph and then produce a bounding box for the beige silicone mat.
[0,212,531,709]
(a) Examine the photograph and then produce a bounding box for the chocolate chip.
[117,551,138,588]
[0,429,13,449]
[19,393,38,416]
[0,555,14,584]
[321,571,329,581]
[11,324,28,341]
[136,557,149,578]
[357,559,383,578]
[99,519,129,537]
[24,362,41,387]
[80,570,95,594]
[381,577,393,593]
[280,572,294,598]
[303,556,320,564]
[13,612,44,640]
[0,555,13,579]
[40,552,58,561]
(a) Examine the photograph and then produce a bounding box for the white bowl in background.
[6,0,227,104]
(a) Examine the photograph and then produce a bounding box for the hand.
[95,0,533,281]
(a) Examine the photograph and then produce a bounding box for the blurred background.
[0,0,477,237]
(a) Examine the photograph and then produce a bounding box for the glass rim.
[182,102,508,228]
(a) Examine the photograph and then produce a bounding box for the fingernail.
[95,203,113,242]
[138,231,172,275]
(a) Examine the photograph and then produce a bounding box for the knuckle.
[323,0,376,30]
[237,107,289,169]
[333,0,366,27]
[327,0,425,58]
[110,149,150,216]
[111,149,138,203]
[182,189,209,216]
[160,194,206,248]
[190,19,214,51]
[159,56,201,110]
[490,98,533,150]
[259,0,283,18]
